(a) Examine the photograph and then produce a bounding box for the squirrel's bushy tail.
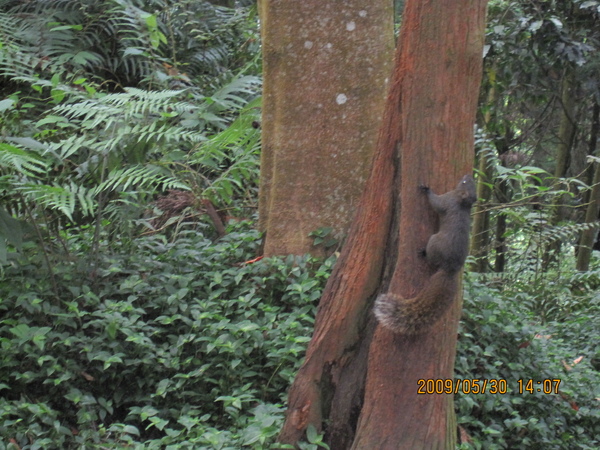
[374,270,459,335]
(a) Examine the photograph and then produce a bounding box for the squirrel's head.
[457,174,477,207]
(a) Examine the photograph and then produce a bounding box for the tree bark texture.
[276,35,400,450]
[258,1,394,256]
[278,0,487,448]
[353,1,486,448]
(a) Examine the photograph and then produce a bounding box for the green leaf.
[10,323,31,339]
[37,115,70,127]
[306,424,318,443]
[0,98,15,112]
[106,321,118,340]
[0,142,48,175]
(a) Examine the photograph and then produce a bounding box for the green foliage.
[456,274,600,449]
[301,425,331,450]
[1,1,599,448]
[0,0,259,90]
[308,227,339,251]
[0,4,269,446]
[155,0,261,86]
[461,123,600,448]
[473,132,600,275]
[0,77,261,268]
[0,0,262,268]
[0,221,336,448]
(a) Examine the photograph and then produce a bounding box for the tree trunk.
[554,69,577,181]
[470,66,497,273]
[470,155,493,271]
[494,208,507,273]
[543,68,577,269]
[576,102,600,271]
[353,0,486,447]
[277,0,487,448]
[258,1,394,256]
[491,133,512,273]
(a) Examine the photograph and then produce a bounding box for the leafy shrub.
[0,220,336,448]
[455,274,600,449]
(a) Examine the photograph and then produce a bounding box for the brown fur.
[374,175,476,334]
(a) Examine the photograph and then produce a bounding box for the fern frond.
[16,182,96,221]
[98,88,184,114]
[95,165,189,195]
[203,151,259,205]
[127,122,207,145]
[0,142,49,176]
[51,89,187,122]
[570,269,600,291]
[188,98,261,204]
[47,135,99,160]
[208,75,261,111]
[538,221,600,245]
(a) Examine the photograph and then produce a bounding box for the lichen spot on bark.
[336,93,348,105]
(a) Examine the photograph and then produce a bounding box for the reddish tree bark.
[278,0,487,448]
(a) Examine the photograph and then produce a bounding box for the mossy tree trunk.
[277,0,487,448]
[258,1,394,256]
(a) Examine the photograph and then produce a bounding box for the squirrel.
[374,174,477,334]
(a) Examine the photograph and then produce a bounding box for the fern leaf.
[95,165,189,195]
[0,142,49,176]
[17,183,77,221]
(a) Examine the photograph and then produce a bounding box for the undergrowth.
[0,220,335,449]
[456,271,600,450]
[1,221,599,448]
